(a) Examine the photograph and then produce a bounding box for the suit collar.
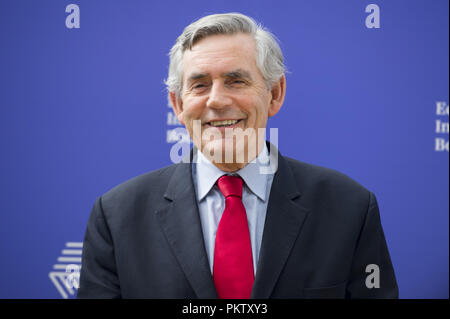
[193,143,274,202]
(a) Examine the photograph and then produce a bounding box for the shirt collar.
[194,143,273,202]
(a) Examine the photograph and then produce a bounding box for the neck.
[213,162,247,173]
[199,141,266,173]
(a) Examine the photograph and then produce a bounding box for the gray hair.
[164,13,286,101]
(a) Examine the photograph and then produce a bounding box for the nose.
[206,82,232,109]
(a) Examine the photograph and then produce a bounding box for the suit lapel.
[251,153,310,298]
[155,158,217,298]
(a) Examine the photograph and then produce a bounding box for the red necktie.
[213,175,254,299]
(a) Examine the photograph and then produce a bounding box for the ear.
[268,74,286,117]
[169,91,185,125]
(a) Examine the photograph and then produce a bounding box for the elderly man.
[77,13,398,299]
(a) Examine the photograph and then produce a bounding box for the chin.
[205,138,255,165]
[200,138,233,164]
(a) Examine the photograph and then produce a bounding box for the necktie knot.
[217,175,243,199]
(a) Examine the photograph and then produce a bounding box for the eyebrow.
[186,68,253,84]
[224,69,252,81]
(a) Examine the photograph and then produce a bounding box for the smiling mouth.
[206,119,242,127]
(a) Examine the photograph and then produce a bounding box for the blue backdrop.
[0,0,448,299]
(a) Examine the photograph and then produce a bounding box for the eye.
[191,83,207,91]
[230,80,245,85]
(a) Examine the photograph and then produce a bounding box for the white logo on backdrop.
[365,4,380,29]
[166,109,189,143]
[48,242,82,299]
[435,101,449,152]
[65,4,80,29]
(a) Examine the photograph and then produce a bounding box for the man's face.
[171,33,281,170]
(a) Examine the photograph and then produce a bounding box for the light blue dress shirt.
[192,144,275,275]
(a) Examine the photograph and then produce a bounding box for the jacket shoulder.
[283,156,371,199]
[99,163,178,214]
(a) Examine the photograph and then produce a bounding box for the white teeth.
[209,119,239,127]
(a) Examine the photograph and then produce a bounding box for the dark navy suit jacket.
[77,147,398,298]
